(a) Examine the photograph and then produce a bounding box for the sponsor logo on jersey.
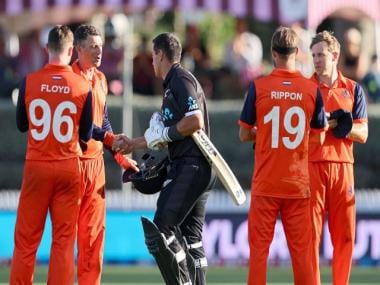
[162,107,173,121]
[187,96,198,111]
[41,84,70,94]
[271,90,302,100]
[342,89,350,98]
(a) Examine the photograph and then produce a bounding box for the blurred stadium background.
[1,0,380,283]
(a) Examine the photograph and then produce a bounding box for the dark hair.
[74,24,101,46]
[47,25,73,53]
[152,33,182,62]
[271,26,298,59]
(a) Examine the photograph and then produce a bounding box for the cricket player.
[72,24,138,285]
[309,31,368,285]
[10,25,93,285]
[113,32,212,285]
[238,27,327,285]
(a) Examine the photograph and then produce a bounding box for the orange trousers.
[247,195,313,285]
[309,162,355,285]
[77,155,106,285]
[10,158,81,285]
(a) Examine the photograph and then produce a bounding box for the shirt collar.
[71,59,99,82]
[336,71,349,88]
[311,71,349,89]
[163,63,181,88]
[270,68,302,78]
[44,64,72,72]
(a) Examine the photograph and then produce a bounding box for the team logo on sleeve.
[162,107,173,121]
[187,97,198,111]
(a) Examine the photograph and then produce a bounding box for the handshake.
[110,134,135,155]
[108,112,171,155]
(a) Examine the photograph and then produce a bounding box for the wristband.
[167,125,185,141]
[103,132,115,147]
[161,125,185,142]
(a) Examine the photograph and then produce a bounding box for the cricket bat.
[192,130,246,206]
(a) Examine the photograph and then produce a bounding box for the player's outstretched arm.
[113,135,147,154]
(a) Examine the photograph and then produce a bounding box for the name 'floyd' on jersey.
[40,83,71,94]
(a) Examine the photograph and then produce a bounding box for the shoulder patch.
[187,96,199,111]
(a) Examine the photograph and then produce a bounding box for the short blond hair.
[310,31,340,53]
[271,26,298,59]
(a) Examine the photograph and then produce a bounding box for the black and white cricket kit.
[142,64,212,285]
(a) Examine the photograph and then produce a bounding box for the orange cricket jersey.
[239,69,326,198]
[308,71,368,163]
[72,61,108,159]
[23,64,91,160]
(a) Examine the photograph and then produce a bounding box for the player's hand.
[144,126,168,150]
[325,112,338,129]
[251,126,257,141]
[144,111,170,150]
[103,131,129,149]
[328,119,338,129]
[79,139,88,152]
[112,135,133,154]
[328,109,353,138]
[114,153,139,171]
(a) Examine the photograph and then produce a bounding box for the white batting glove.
[149,112,164,129]
[144,126,171,151]
[145,112,172,150]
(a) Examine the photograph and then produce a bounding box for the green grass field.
[0,265,379,284]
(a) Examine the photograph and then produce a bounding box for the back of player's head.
[152,33,182,62]
[271,26,298,59]
[310,31,340,54]
[47,25,73,53]
[74,24,101,46]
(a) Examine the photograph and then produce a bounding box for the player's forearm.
[177,112,204,136]
[132,136,148,150]
[112,135,146,154]
[239,126,256,142]
[347,122,368,143]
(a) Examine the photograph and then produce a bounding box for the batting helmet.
[123,153,169,195]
